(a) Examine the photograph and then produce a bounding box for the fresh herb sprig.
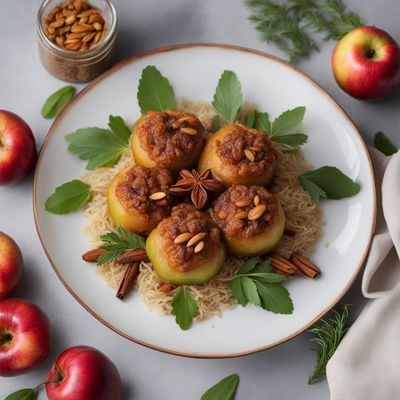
[246,0,364,63]
[97,226,145,266]
[201,374,239,400]
[229,257,294,314]
[41,86,76,119]
[45,179,91,215]
[374,131,398,156]
[137,65,176,114]
[308,304,351,384]
[66,115,131,170]
[299,166,360,202]
[171,286,199,330]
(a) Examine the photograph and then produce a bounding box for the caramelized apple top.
[135,110,205,166]
[211,185,281,238]
[115,165,174,216]
[157,204,222,272]
[216,124,278,178]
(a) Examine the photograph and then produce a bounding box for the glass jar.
[37,0,117,83]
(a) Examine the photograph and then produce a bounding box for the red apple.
[332,26,400,100]
[0,298,50,376]
[0,110,37,185]
[46,346,122,400]
[0,232,23,300]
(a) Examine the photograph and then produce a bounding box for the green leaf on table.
[201,374,239,400]
[308,304,351,384]
[212,70,243,123]
[66,115,130,170]
[45,180,91,215]
[229,257,293,314]
[98,226,145,266]
[374,131,397,156]
[5,388,38,400]
[41,85,76,119]
[171,286,199,330]
[299,166,360,203]
[137,65,176,113]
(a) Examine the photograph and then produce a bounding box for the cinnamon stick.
[115,249,148,264]
[116,262,140,300]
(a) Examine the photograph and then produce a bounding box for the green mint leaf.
[41,86,76,119]
[212,70,243,123]
[272,133,308,146]
[108,115,131,142]
[45,180,91,215]
[98,226,145,266]
[238,257,258,274]
[212,115,221,132]
[374,131,397,156]
[201,374,239,400]
[229,278,248,306]
[137,65,176,113]
[171,286,199,330]
[299,166,360,202]
[308,304,351,384]
[254,111,271,134]
[240,277,261,306]
[66,116,130,170]
[5,388,38,400]
[245,272,286,283]
[253,259,272,273]
[270,106,306,137]
[245,110,256,128]
[255,281,294,314]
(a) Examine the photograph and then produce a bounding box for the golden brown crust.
[211,185,280,238]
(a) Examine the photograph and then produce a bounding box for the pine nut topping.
[244,149,255,162]
[234,211,248,219]
[194,241,205,253]
[180,127,198,136]
[248,204,267,220]
[149,191,167,200]
[235,199,251,207]
[174,232,193,244]
[254,195,260,206]
[186,232,207,247]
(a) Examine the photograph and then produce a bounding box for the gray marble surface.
[0,0,399,398]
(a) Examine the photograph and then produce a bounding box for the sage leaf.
[137,65,176,113]
[212,70,243,123]
[244,110,256,128]
[254,111,271,134]
[5,388,38,400]
[270,106,306,137]
[171,286,199,330]
[374,131,397,156]
[201,374,239,400]
[45,180,91,215]
[41,86,76,119]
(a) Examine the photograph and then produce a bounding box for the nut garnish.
[187,232,207,247]
[159,282,177,293]
[180,127,198,136]
[254,195,260,206]
[82,247,106,262]
[244,149,255,162]
[235,199,251,207]
[291,253,320,279]
[149,191,167,200]
[43,0,106,52]
[248,204,267,220]
[271,254,297,276]
[194,241,205,253]
[115,249,149,264]
[234,211,248,219]
[174,232,193,244]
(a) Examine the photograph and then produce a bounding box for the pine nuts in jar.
[37,0,117,83]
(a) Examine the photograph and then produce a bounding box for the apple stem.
[0,332,13,346]
[33,378,62,393]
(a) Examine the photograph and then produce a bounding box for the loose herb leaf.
[212,70,243,123]
[272,133,308,146]
[171,286,199,330]
[212,115,221,132]
[5,388,38,400]
[246,0,364,63]
[98,226,145,266]
[270,106,306,136]
[374,131,397,156]
[41,86,76,119]
[245,110,256,128]
[254,112,271,134]
[229,257,293,314]
[66,115,130,169]
[308,304,351,384]
[45,180,91,215]
[201,374,239,400]
[137,65,176,113]
[299,166,360,202]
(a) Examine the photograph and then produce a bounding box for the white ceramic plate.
[34,44,376,358]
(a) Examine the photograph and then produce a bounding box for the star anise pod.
[170,169,224,209]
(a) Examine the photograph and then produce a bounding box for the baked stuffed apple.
[198,124,278,186]
[211,185,285,256]
[108,165,174,235]
[146,204,226,285]
[131,110,206,173]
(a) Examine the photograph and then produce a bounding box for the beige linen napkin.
[326,148,400,400]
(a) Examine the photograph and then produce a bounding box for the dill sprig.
[308,304,351,384]
[246,0,364,63]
